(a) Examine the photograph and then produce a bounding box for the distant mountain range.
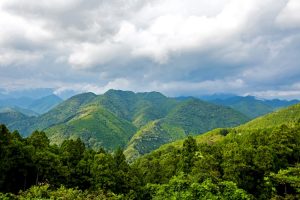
[0,94,63,115]
[177,94,299,119]
[0,90,299,161]
[209,96,299,119]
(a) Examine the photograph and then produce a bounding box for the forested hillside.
[124,99,248,161]
[1,90,249,152]
[208,96,299,119]
[239,103,300,129]
[1,117,299,199]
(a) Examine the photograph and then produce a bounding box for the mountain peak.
[104,89,135,96]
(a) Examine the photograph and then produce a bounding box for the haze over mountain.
[0,94,63,116]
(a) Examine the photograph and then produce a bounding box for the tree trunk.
[23,175,27,190]
[36,168,39,185]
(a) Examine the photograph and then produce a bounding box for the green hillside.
[125,99,249,161]
[151,102,300,160]
[130,103,300,197]
[1,95,300,199]
[239,102,300,129]
[92,90,178,127]
[211,96,274,118]
[8,92,97,136]
[45,104,137,150]
[6,90,249,153]
[124,120,186,162]
[44,90,178,150]
[132,121,300,199]
[7,90,178,150]
[165,99,249,133]
[0,108,29,125]
[0,106,38,117]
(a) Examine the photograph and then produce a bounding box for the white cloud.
[0,49,43,66]
[68,42,127,68]
[0,0,300,99]
[276,0,300,29]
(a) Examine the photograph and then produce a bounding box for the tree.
[181,136,197,174]
[269,164,300,198]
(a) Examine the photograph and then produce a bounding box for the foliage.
[134,121,300,199]
[211,96,275,119]
[3,90,249,155]
[147,173,251,200]
[125,98,249,161]
[1,99,300,199]
[239,103,300,129]
[0,125,140,198]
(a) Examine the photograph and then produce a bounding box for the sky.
[0,0,300,99]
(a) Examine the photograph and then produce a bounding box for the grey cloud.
[0,0,300,99]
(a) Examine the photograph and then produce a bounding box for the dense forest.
[1,119,299,199]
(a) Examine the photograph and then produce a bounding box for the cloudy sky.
[0,0,300,99]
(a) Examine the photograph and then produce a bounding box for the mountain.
[6,90,249,153]
[0,108,30,125]
[45,90,177,150]
[92,90,178,128]
[8,92,97,136]
[210,96,274,118]
[27,94,63,114]
[0,94,63,115]
[207,95,299,119]
[238,102,300,129]
[149,102,300,154]
[263,99,300,108]
[0,106,38,117]
[199,93,237,100]
[124,98,249,161]
[45,104,137,150]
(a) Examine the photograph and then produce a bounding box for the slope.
[91,89,178,127]
[155,101,300,154]
[28,94,63,114]
[44,90,176,150]
[45,104,137,150]
[210,96,274,118]
[0,108,30,125]
[125,98,249,161]
[238,102,300,129]
[0,106,38,117]
[8,92,97,136]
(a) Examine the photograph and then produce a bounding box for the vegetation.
[45,105,137,150]
[133,122,300,199]
[0,125,140,199]
[125,99,248,161]
[2,90,249,154]
[8,92,97,136]
[0,109,29,125]
[1,116,300,199]
[1,102,300,199]
[210,96,299,119]
[239,103,300,129]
